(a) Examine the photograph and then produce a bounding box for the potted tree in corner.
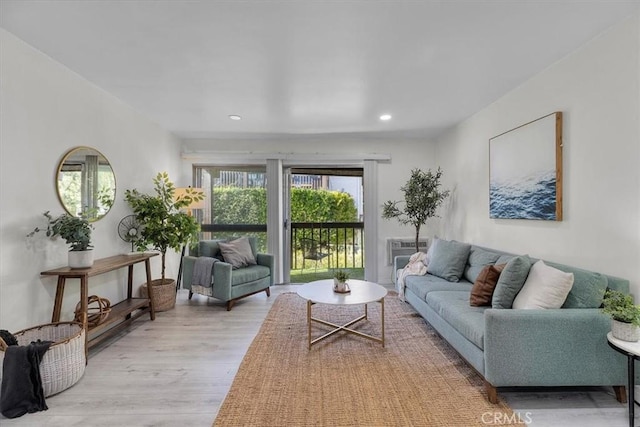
[124,172,204,311]
[382,168,450,252]
[602,290,640,342]
[29,211,94,268]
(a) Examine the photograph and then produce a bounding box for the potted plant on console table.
[602,289,640,342]
[124,172,203,311]
[28,211,94,268]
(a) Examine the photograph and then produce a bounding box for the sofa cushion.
[230,265,271,286]
[427,239,471,282]
[492,255,532,309]
[464,247,501,283]
[540,261,609,308]
[198,240,223,258]
[470,263,506,306]
[495,254,513,265]
[426,291,487,349]
[219,237,257,269]
[405,274,473,302]
[512,260,574,309]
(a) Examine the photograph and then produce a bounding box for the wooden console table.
[41,253,158,360]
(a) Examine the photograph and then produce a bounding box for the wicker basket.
[140,278,176,312]
[0,322,86,397]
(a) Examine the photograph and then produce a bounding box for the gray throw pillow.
[426,239,471,282]
[492,255,532,308]
[218,237,257,269]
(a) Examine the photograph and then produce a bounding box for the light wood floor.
[1,285,634,426]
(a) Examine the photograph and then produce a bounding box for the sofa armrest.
[392,256,411,284]
[256,253,275,286]
[211,261,233,301]
[182,256,233,298]
[484,308,626,387]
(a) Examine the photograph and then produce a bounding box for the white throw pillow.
[512,260,574,309]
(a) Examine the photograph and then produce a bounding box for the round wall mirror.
[56,147,116,221]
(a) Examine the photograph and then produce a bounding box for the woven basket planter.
[0,322,86,397]
[140,278,176,312]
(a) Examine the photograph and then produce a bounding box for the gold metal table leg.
[381,297,385,348]
[307,299,385,349]
[307,300,312,350]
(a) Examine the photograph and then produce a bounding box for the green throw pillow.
[492,255,532,309]
[543,261,609,308]
[426,239,471,282]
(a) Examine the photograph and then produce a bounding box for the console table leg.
[145,259,155,320]
[307,300,312,350]
[126,265,134,320]
[381,298,385,348]
[80,276,89,363]
[51,276,66,322]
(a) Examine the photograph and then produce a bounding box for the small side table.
[607,332,640,427]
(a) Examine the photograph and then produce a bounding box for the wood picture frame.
[489,112,563,221]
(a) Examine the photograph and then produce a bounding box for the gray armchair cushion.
[219,237,257,269]
[230,265,271,286]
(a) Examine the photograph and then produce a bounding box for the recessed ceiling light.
[379,114,392,121]
[229,115,242,120]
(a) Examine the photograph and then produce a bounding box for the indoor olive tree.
[382,168,450,252]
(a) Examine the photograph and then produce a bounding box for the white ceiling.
[1,1,638,141]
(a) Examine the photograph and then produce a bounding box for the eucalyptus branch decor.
[382,168,450,252]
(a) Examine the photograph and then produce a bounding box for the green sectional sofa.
[394,242,630,403]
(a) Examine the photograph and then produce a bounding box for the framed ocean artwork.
[489,112,563,221]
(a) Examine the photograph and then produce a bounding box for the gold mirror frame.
[56,146,116,222]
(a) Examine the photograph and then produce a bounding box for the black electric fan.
[117,215,143,254]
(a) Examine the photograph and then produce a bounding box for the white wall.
[182,137,438,283]
[435,14,640,294]
[0,30,182,332]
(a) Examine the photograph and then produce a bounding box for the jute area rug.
[214,292,524,426]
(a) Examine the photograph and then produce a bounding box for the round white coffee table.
[297,279,387,349]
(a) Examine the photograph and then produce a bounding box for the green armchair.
[182,237,274,311]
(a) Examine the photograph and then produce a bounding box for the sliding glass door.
[287,168,364,283]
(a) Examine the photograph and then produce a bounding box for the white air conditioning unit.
[387,238,429,265]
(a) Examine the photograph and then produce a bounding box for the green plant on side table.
[602,289,640,342]
[333,269,350,293]
[124,172,204,311]
[28,211,94,268]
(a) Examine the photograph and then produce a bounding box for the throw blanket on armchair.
[191,257,218,288]
[0,340,52,418]
[396,252,428,302]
